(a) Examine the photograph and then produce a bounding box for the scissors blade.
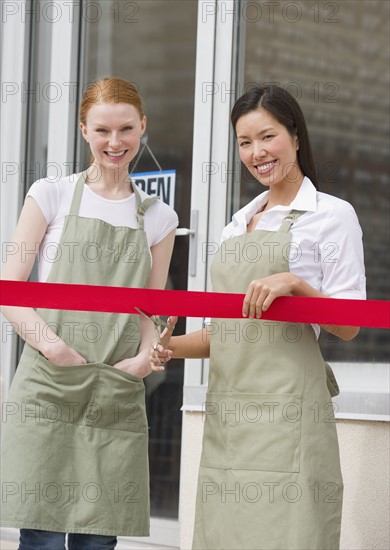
[134,306,154,319]
[134,307,168,331]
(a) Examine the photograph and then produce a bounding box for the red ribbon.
[1,280,389,329]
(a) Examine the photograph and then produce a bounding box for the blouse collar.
[232,176,317,227]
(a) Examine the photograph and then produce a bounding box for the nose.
[253,140,266,160]
[109,132,121,148]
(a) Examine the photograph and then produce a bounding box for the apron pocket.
[30,353,100,424]
[31,354,147,432]
[229,393,302,472]
[95,364,148,433]
[201,392,302,473]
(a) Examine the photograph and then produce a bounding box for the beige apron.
[192,211,343,550]
[1,172,157,536]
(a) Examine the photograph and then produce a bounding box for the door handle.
[175,210,198,277]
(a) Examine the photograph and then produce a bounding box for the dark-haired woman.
[150,85,365,550]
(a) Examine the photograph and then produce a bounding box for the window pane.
[238,0,389,361]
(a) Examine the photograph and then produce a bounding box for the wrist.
[40,338,65,361]
[167,336,176,358]
[122,354,151,379]
[289,273,301,295]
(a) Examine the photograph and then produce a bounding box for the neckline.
[83,183,135,203]
[69,171,142,216]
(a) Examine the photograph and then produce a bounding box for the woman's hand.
[149,316,178,372]
[43,340,87,366]
[112,349,151,379]
[243,272,360,340]
[112,317,178,377]
[243,272,296,319]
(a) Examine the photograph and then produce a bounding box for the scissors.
[134,307,173,365]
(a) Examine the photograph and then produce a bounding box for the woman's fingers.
[150,342,173,371]
[243,274,292,319]
[262,289,277,312]
[152,315,178,370]
[243,283,255,318]
[243,281,273,319]
[161,315,178,340]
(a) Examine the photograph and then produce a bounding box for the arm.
[113,228,178,377]
[243,272,359,341]
[155,269,357,370]
[1,197,87,364]
[291,275,359,341]
[169,329,210,359]
[150,327,210,371]
[243,200,365,342]
[146,225,211,369]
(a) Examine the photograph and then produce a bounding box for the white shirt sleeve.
[26,177,61,224]
[318,198,366,299]
[148,200,179,246]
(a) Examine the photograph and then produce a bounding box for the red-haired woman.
[1,77,178,549]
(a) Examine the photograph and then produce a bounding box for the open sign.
[131,170,176,208]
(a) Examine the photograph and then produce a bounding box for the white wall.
[180,413,390,550]
[338,420,390,550]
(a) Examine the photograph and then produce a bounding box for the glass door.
[77,0,198,531]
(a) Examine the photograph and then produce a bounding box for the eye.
[239,141,250,147]
[122,126,133,131]
[263,134,274,140]
[96,128,107,133]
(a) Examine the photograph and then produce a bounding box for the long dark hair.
[231,85,319,189]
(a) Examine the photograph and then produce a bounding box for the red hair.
[80,77,144,124]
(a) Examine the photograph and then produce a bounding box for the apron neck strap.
[69,171,88,216]
[130,177,159,230]
[278,209,306,233]
[135,197,159,230]
[130,177,142,210]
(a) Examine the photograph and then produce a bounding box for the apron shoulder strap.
[69,171,88,216]
[278,209,306,233]
[136,197,159,230]
[130,179,159,230]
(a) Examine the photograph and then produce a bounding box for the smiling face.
[80,102,146,173]
[236,107,303,189]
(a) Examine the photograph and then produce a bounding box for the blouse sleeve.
[26,177,60,224]
[150,200,179,246]
[318,199,366,299]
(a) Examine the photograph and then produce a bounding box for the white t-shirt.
[27,173,179,282]
[206,177,366,336]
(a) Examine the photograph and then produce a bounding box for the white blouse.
[217,177,366,336]
[221,177,366,300]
